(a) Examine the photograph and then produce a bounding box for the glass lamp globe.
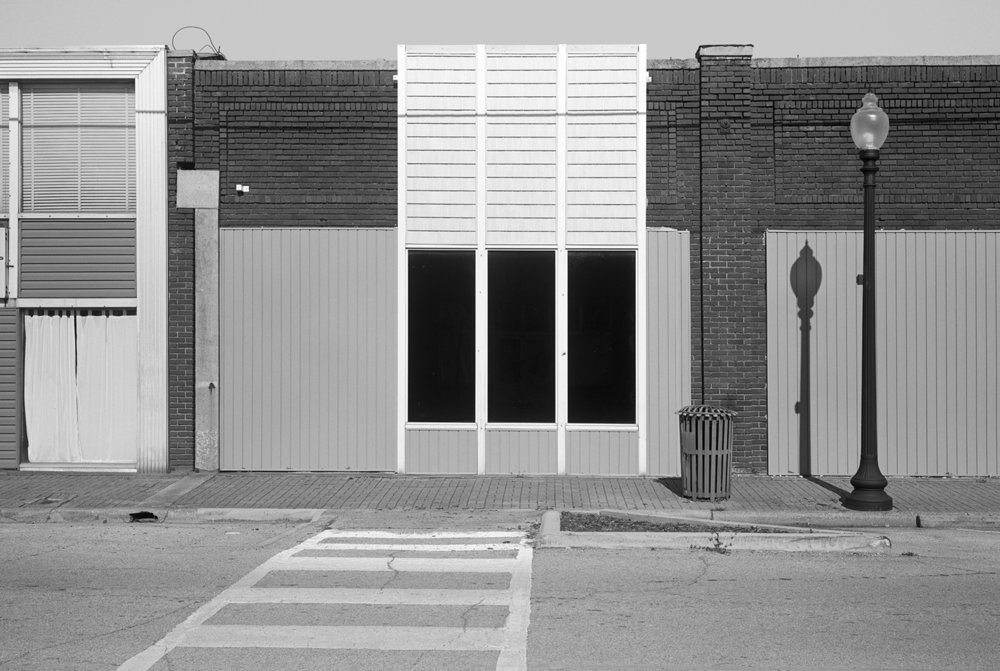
[851,93,889,150]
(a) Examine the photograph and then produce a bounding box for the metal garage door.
[220,227,396,471]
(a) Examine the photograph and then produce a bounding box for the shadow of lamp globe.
[844,93,893,511]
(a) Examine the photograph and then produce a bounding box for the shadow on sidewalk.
[805,476,850,502]
[655,478,686,498]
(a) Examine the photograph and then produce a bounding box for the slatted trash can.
[677,405,737,500]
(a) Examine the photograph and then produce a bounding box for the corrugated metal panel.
[134,46,168,473]
[647,229,691,476]
[767,230,1000,476]
[220,228,397,471]
[566,429,638,475]
[21,82,136,213]
[0,309,18,468]
[19,218,136,298]
[405,428,477,474]
[485,428,557,474]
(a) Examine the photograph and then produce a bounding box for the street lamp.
[844,93,893,511]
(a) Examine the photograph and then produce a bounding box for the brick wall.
[193,66,397,227]
[167,51,195,470]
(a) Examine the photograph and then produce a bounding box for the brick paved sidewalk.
[2,471,999,521]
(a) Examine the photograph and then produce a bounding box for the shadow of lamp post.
[790,243,821,477]
[844,93,893,511]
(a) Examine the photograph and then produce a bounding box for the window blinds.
[21,81,135,213]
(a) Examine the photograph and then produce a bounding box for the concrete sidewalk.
[2,471,999,526]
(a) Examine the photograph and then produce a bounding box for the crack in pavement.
[380,552,400,591]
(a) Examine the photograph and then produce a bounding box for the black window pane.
[408,251,475,422]
[568,251,636,423]
[488,251,555,423]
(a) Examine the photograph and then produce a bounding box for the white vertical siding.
[767,230,1000,476]
[647,229,691,476]
[566,429,638,475]
[220,228,397,471]
[485,428,557,474]
[406,428,477,474]
[133,47,168,473]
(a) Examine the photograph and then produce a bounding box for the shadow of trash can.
[677,405,737,501]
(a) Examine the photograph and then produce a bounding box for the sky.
[0,0,998,62]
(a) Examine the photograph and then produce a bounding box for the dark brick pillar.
[697,45,767,472]
[167,51,196,470]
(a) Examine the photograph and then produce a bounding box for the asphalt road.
[1,516,997,670]
[529,526,1000,670]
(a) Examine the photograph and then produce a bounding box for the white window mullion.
[555,44,568,475]
[636,44,649,475]
[396,44,408,473]
[475,45,488,475]
[8,82,20,299]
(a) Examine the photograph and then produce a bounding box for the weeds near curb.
[692,531,734,555]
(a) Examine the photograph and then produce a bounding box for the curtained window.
[24,311,137,463]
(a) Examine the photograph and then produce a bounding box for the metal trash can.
[677,405,737,500]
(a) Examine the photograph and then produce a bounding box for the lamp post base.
[843,487,893,511]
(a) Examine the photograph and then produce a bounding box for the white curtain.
[76,314,138,462]
[25,313,82,463]
[24,312,138,464]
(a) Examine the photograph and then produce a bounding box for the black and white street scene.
[1,1,999,669]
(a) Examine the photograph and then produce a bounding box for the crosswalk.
[119,528,533,670]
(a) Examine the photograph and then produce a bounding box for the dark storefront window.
[568,251,636,424]
[408,251,476,422]
[488,251,556,423]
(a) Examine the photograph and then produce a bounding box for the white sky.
[0,0,997,62]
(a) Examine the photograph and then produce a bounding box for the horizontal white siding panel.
[567,55,638,70]
[487,122,556,138]
[486,429,557,474]
[488,190,555,205]
[566,430,638,475]
[486,231,556,247]
[488,164,557,178]
[406,429,477,473]
[566,230,636,247]
[767,230,1000,476]
[567,164,637,178]
[406,230,477,247]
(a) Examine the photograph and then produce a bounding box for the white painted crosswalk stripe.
[270,555,517,572]
[119,528,533,670]
[225,586,513,606]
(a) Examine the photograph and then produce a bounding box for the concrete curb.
[0,507,328,524]
[536,510,892,553]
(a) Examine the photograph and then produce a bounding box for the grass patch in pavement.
[560,512,793,534]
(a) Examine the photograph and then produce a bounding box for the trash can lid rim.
[676,405,737,417]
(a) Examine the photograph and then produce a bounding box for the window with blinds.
[21,82,135,213]
[1,85,8,215]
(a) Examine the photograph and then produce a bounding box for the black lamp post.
[844,93,893,511]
